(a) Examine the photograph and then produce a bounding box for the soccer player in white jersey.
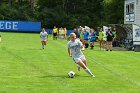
[67,33,95,77]
[40,28,48,49]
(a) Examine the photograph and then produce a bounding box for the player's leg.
[77,61,95,77]
[109,41,112,51]
[44,40,46,46]
[77,55,87,71]
[85,40,89,48]
[106,41,109,51]
[101,40,104,48]
[41,41,44,49]
[82,59,87,66]
[77,64,80,71]
[90,42,94,49]
[55,33,57,40]
[75,57,95,77]
[92,41,94,48]
[99,40,101,49]
[82,57,95,77]
[40,38,46,49]
[53,33,55,40]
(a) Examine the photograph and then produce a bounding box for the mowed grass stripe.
[55,39,140,88]
[87,50,140,82]
[51,40,140,93]
[0,33,77,93]
[0,32,140,93]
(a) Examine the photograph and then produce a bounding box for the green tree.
[0,0,124,29]
[103,0,124,25]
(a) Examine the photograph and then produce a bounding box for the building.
[124,0,140,51]
[124,0,140,26]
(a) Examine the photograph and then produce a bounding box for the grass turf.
[0,32,140,93]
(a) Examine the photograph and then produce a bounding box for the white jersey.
[68,39,83,58]
[40,31,48,40]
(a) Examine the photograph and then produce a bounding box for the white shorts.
[41,38,47,41]
[73,55,86,63]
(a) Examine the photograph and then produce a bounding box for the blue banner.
[0,20,41,32]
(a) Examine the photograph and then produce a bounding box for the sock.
[84,68,93,76]
[77,64,80,71]
[77,64,80,68]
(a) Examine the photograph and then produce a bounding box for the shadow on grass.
[39,74,90,78]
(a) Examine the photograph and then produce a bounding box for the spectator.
[98,27,105,50]
[53,26,58,40]
[106,27,113,51]
[89,28,96,49]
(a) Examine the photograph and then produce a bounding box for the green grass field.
[0,32,140,93]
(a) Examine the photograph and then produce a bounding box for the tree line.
[0,0,124,29]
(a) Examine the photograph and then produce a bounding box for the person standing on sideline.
[98,27,105,50]
[106,27,113,51]
[89,28,96,49]
[67,33,95,77]
[83,28,89,48]
[64,27,67,40]
[80,28,85,50]
[112,27,117,47]
[40,28,48,49]
[53,26,58,40]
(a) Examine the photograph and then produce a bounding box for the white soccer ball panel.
[68,71,75,78]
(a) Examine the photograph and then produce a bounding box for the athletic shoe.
[91,74,95,78]
[82,47,85,51]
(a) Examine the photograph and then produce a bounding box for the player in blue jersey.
[89,28,96,49]
[67,33,95,77]
[83,29,89,48]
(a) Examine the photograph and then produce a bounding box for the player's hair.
[70,33,76,37]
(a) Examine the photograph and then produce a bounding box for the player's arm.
[68,48,71,57]
[46,35,48,41]
[78,40,84,49]
[80,44,84,49]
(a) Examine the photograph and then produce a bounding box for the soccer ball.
[68,71,75,78]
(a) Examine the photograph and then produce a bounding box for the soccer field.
[0,32,140,93]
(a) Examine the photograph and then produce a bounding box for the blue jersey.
[90,32,96,42]
[84,31,89,40]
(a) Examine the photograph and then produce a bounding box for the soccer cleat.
[91,74,95,78]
